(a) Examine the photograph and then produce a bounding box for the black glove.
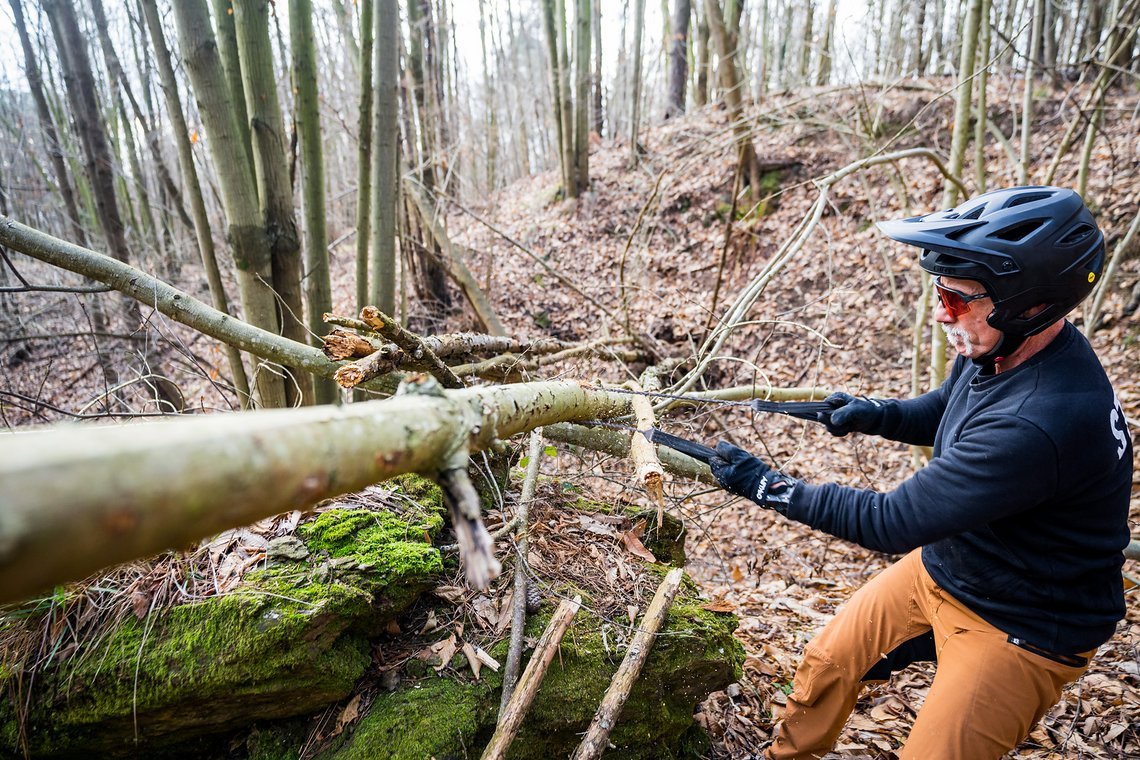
[708,441,799,513]
[821,392,885,437]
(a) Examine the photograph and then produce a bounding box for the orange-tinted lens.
[934,280,987,318]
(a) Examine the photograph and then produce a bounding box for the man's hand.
[708,442,799,513]
[821,392,885,437]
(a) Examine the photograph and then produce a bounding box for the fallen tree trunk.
[0,381,630,603]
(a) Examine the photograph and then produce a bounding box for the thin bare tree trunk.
[173,0,287,408]
[665,0,692,118]
[8,0,87,247]
[1019,0,1045,183]
[291,0,337,405]
[574,0,591,191]
[541,0,570,191]
[629,0,646,166]
[44,0,183,413]
[356,0,375,314]
[371,0,399,314]
[233,0,312,407]
[141,0,251,408]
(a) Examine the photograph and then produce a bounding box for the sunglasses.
[934,278,990,318]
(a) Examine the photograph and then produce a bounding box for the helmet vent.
[989,219,1044,242]
[960,205,986,220]
[1058,223,1095,246]
[1005,191,1053,208]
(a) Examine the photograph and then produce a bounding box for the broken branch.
[482,595,582,760]
[570,567,686,760]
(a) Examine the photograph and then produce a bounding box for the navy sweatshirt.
[787,322,1133,655]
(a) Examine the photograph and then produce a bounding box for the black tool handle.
[642,428,718,464]
[749,398,845,423]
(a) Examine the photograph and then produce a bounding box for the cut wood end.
[360,306,384,330]
[333,365,365,388]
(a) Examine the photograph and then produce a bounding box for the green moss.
[322,677,496,760]
[388,473,445,515]
[6,502,447,757]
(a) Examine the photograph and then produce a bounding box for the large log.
[0,382,630,602]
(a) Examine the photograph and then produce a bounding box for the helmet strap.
[972,331,1026,373]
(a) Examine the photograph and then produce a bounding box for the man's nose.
[933,298,954,324]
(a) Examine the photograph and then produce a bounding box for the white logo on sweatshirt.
[1110,395,1129,460]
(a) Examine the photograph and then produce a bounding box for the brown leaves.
[620,520,657,563]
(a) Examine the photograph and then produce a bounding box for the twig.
[360,307,463,389]
[499,429,544,714]
[570,568,685,760]
[322,313,382,335]
[481,595,582,760]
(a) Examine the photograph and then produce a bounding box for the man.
[709,186,1133,759]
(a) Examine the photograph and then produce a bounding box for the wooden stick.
[624,380,665,525]
[570,568,685,760]
[481,595,582,760]
[499,429,544,713]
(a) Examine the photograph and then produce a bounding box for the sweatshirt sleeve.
[864,359,964,446]
[783,413,1059,554]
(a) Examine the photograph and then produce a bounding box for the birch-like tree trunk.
[141,0,251,407]
[665,0,692,118]
[356,0,375,314]
[291,0,337,405]
[371,0,399,314]
[173,0,287,408]
[0,380,635,603]
[8,0,87,247]
[233,0,312,407]
[573,0,591,191]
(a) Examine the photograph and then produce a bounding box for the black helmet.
[877,186,1105,338]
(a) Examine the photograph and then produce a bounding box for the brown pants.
[768,550,1092,760]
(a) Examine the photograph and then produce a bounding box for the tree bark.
[173,0,287,408]
[233,0,312,406]
[290,0,337,405]
[356,0,375,313]
[665,0,692,118]
[371,0,399,314]
[629,0,646,166]
[703,0,760,192]
[541,0,570,192]
[141,0,251,407]
[574,0,591,191]
[0,375,631,603]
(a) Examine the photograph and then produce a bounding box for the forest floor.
[445,77,1140,758]
[1,75,1138,758]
